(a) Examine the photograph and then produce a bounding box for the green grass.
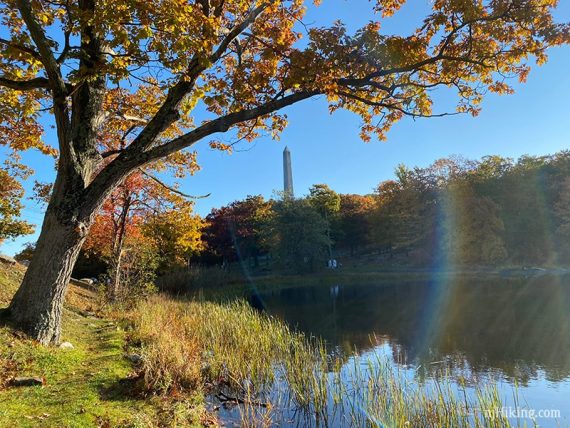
[0,263,209,427]
[0,316,149,427]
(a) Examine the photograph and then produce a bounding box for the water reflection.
[253,275,570,385]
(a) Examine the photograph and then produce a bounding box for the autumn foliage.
[0,161,33,243]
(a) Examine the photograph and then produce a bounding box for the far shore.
[160,263,570,300]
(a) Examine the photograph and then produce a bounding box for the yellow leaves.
[1,0,568,163]
[143,203,205,260]
[0,85,53,156]
[166,150,200,177]
[326,93,340,103]
[270,114,288,140]
[209,141,233,153]
[182,87,205,115]
[38,13,50,25]
[374,0,407,17]
[138,25,153,40]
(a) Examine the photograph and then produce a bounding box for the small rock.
[126,354,143,365]
[59,341,74,349]
[11,330,26,340]
[0,254,17,266]
[10,377,44,387]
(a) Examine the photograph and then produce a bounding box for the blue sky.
[2,0,570,255]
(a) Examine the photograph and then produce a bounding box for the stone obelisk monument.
[283,146,294,197]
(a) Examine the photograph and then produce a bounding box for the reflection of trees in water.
[257,275,570,384]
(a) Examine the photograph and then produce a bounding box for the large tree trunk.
[8,205,89,345]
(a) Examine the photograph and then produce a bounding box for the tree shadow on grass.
[98,373,147,402]
[0,307,24,336]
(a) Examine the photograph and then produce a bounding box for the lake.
[247,274,570,426]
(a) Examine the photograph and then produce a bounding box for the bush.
[155,265,246,294]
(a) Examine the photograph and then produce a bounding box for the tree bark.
[108,194,131,301]
[108,247,123,302]
[8,204,90,345]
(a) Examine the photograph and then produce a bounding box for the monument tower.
[283,146,294,197]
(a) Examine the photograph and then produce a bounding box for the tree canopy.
[1,0,568,179]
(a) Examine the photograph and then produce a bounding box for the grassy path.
[0,307,155,426]
[0,264,203,427]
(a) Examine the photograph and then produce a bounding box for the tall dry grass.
[130,295,325,400]
[130,295,520,427]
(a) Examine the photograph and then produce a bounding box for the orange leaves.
[83,167,195,260]
[319,0,570,141]
[0,161,34,241]
[373,0,407,17]
[488,81,515,95]
[209,141,233,153]
[1,0,569,182]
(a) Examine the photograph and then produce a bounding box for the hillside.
[0,262,207,427]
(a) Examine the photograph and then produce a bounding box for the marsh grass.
[131,294,525,427]
[131,296,326,398]
[333,354,518,428]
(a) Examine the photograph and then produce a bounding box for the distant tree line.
[198,151,570,270]
[14,150,570,293]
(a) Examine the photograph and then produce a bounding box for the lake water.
[248,274,570,426]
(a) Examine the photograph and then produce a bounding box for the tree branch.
[126,2,271,155]
[338,8,512,91]
[16,0,72,164]
[56,30,72,64]
[338,90,458,119]
[143,91,318,162]
[0,76,50,91]
[139,169,211,199]
[0,37,41,60]
[15,0,68,97]
[211,2,270,63]
[101,149,124,159]
[82,90,318,214]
